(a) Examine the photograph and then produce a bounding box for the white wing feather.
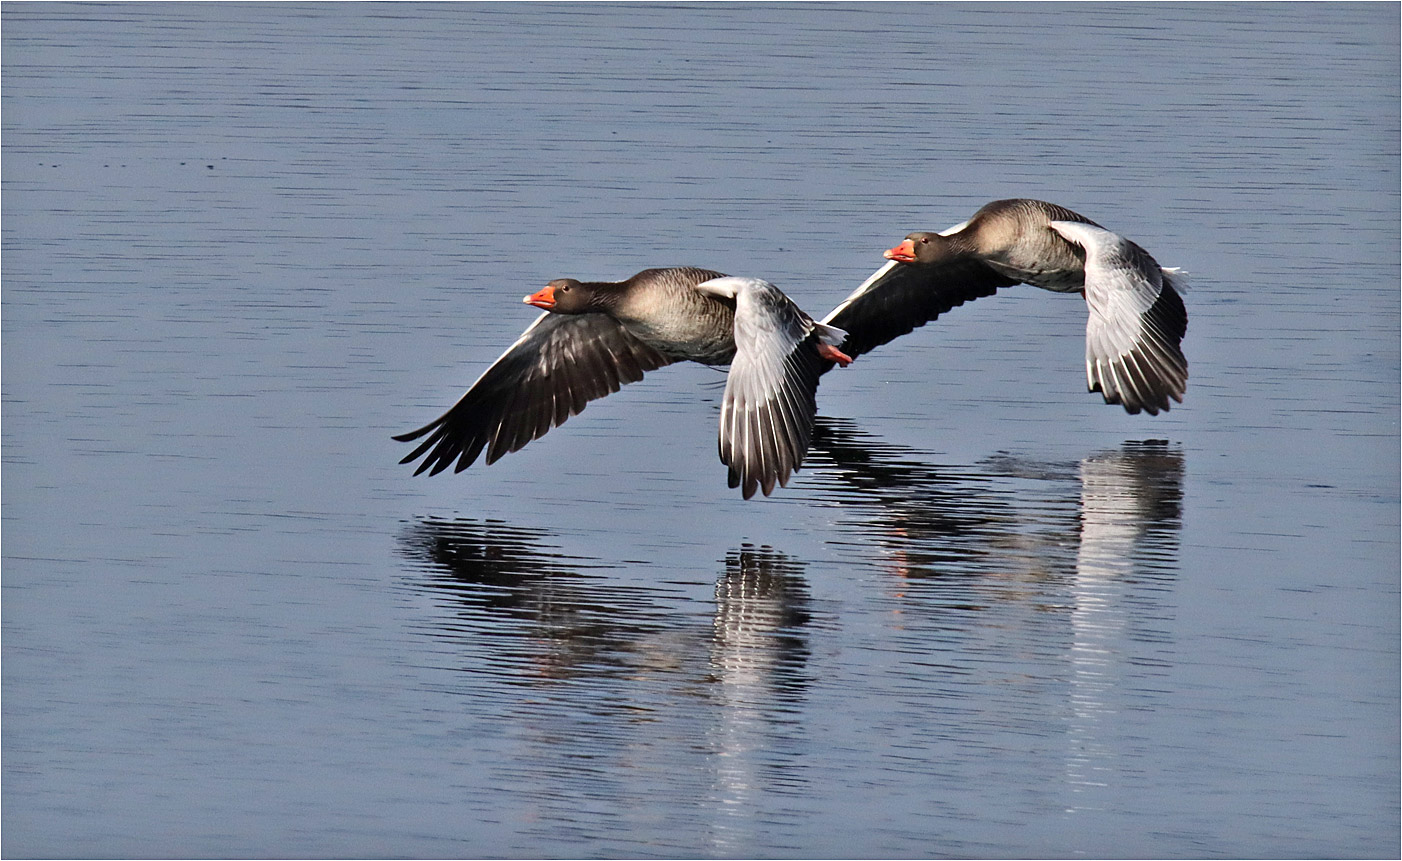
[1048,221,1188,415]
[702,276,839,499]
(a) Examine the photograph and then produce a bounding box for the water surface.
[4,3,1398,858]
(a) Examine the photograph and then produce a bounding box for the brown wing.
[394,312,674,475]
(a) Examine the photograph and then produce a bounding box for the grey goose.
[824,198,1188,415]
[394,267,850,499]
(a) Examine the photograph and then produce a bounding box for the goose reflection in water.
[808,417,1184,811]
[399,525,816,844]
[978,442,1184,807]
[806,417,1182,592]
[398,520,814,702]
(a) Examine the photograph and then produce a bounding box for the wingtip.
[391,426,429,443]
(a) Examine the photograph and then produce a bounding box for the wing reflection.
[398,519,814,705]
[707,546,813,851]
[396,435,1186,841]
[809,421,1184,811]
[1066,442,1183,807]
[1076,441,1184,579]
[808,416,1014,537]
[398,521,818,842]
[806,417,1020,584]
[399,517,683,681]
[807,417,1182,591]
[711,544,813,701]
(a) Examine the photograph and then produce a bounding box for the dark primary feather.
[393,312,673,475]
[821,258,1017,367]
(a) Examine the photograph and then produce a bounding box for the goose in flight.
[824,198,1187,415]
[394,267,850,499]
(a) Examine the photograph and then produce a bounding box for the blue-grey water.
[3,3,1397,858]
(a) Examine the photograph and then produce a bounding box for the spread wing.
[702,277,840,499]
[394,312,674,474]
[820,258,1018,366]
[1049,221,1188,415]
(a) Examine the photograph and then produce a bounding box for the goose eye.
[919,237,930,245]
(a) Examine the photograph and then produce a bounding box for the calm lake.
[3,3,1398,858]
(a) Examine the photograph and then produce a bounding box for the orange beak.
[884,239,917,263]
[523,284,556,310]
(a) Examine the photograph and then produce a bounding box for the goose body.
[824,198,1188,415]
[394,267,849,498]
